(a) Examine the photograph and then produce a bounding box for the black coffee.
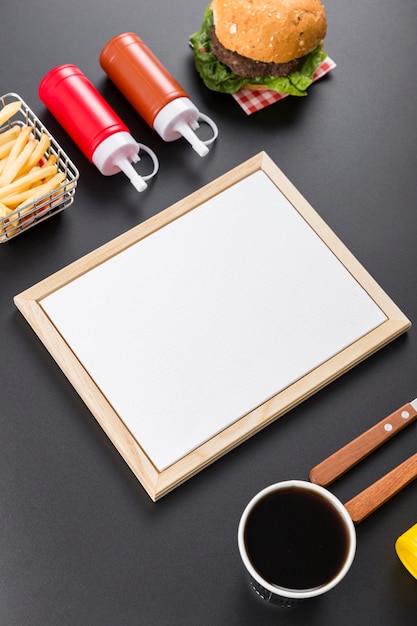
[244,486,350,591]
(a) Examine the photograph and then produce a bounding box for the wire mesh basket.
[0,92,79,242]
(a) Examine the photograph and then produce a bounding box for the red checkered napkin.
[232,56,336,115]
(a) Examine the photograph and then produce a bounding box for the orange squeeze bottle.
[100,32,217,157]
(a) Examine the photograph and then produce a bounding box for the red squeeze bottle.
[39,64,157,192]
[100,32,217,157]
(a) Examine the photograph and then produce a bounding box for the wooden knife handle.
[344,452,417,524]
[309,403,417,487]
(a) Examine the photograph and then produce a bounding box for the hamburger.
[189,0,327,96]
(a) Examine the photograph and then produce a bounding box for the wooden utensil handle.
[309,403,417,487]
[344,452,417,524]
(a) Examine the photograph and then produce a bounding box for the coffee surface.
[244,486,350,590]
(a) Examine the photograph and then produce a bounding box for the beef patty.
[210,27,305,78]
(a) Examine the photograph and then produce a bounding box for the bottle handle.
[136,143,160,181]
[197,113,219,146]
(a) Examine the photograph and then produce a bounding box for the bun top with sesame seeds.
[210,0,327,65]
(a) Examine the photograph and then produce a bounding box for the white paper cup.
[238,480,356,607]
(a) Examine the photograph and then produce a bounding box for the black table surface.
[1,1,417,624]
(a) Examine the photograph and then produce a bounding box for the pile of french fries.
[0,99,66,238]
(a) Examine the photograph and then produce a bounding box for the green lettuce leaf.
[189,6,327,96]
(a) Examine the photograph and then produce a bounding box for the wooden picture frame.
[14,152,411,500]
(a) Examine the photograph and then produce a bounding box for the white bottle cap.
[92,131,148,192]
[153,97,210,157]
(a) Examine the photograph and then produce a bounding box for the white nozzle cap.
[92,131,147,192]
[176,121,209,157]
[115,156,147,192]
[153,97,210,157]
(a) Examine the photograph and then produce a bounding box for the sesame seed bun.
[210,0,327,65]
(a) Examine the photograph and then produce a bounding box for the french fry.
[0,164,58,200]
[2,172,64,210]
[0,138,17,160]
[42,154,57,167]
[21,132,51,174]
[0,125,20,146]
[0,202,16,238]
[0,216,20,238]
[0,173,65,236]
[0,100,22,127]
[16,172,65,213]
[0,202,12,218]
[0,138,35,186]
[1,180,43,210]
[0,125,32,186]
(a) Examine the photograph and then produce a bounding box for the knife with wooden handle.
[344,452,417,524]
[309,399,417,487]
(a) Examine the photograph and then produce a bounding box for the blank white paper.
[41,171,387,470]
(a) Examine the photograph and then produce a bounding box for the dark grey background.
[1,1,416,624]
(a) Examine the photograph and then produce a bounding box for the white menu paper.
[41,171,386,470]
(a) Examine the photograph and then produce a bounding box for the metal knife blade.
[309,399,417,487]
